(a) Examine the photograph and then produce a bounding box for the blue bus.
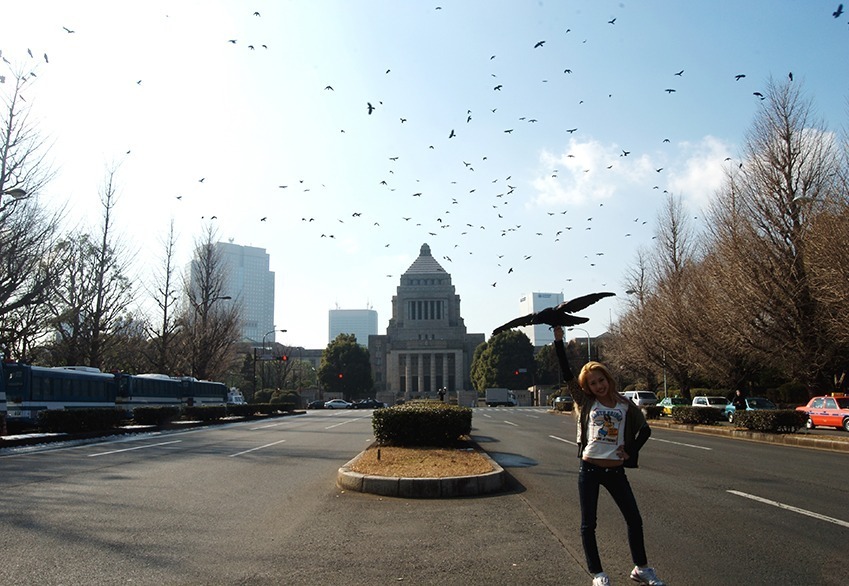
[0,362,228,424]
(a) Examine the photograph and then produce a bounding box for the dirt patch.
[351,444,495,478]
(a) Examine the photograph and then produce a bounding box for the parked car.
[724,397,777,422]
[691,396,730,412]
[324,399,353,409]
[552,395,574,411]
[796,394,849,431]
[624,391,658,408]
[307,400,325,409]
[657,396,689,416]
[352,398,387,409]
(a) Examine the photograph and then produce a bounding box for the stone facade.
[368,243,485,399]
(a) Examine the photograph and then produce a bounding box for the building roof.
[402,243,447,275]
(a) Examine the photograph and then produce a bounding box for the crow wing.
[491,291,615,336]
[554,292,616,313]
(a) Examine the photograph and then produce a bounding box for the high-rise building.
[329,309,378,347]
[518,292,565,347]
[211,241,275,344]
[369,243,484,397]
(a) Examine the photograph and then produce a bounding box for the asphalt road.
[0,408,845,585]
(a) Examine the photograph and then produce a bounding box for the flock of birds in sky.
[3,4,846,335]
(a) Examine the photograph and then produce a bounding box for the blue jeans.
[578,461,647,574]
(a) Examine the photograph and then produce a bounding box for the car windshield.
[836,397,849,409]
[638,393,655,399]
[672,398,688,405]
[707,397,728,406]
[748,398,775,408]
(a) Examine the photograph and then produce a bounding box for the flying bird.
[735,74,746,81]
[492,292,615,336]
[534,40,545,48]
[674,69,684,76]
[834,4,844,18]
[63,26,75,33]
[367,102,375,114]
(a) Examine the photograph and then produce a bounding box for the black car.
[307,400,325,409]
[352,398,386,409]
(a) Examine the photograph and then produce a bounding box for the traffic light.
[277,355,288,362]
[337,373,343,379]
[513,369,519,376]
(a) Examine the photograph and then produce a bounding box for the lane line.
[230,439,287,457]
[324,415,371,429]
[88,440,182,457]
[549,434,577,446]
[727,490,849,529]
[650,436,712,450]
[502,420,519,426]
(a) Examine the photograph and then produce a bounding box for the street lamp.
[568,327,591,361]
[262,328,287,350]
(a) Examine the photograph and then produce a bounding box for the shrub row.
[28,402,300,433]
[37,408,126,433]
[642,406,663,420]
[372,400,472,447]
[671,406,725,425]
[733,409,807,433]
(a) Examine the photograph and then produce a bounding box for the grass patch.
[351,444,494,478]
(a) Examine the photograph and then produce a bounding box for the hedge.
[671,406,725,425]
[132,406,182,426]
[372,400,472,447]
[37,408,125,433]
[733,409,807,433]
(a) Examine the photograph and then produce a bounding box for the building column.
[454,350,463,391]
[404,353,412,395]
[430,353,437,394]
[418,352,425,395]
[442,353,449,392]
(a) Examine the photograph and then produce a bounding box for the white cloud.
[530,138,657,208]
[666,135,735,211]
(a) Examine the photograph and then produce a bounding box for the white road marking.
[324,415,371,429]
[549,434,577,446]
[650,436,712,450]
[230,439,287,457]
[727,490,849,529]
[502,420,519,426]
[88,440,182,457]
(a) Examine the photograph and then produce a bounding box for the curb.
[337,443,507,498]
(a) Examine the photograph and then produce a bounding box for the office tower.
[329,308,378,347]
[518,292,565,347]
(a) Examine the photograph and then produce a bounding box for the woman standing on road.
[553,325,666,586]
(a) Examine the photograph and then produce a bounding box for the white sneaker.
[630,565,666,585]
[592,572,611,586]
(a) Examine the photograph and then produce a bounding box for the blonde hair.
[577,361,628,405]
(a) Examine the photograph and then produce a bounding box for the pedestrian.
[731,389,746,411]
[553,325,666,586]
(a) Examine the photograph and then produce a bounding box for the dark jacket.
[554,339,651,468]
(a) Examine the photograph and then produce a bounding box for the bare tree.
[46,167,135,368]
[707,80,843,394]
[0,67,62,359]
[179,223,242,381]
[144,219,183,374]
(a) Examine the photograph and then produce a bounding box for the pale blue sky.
[1,1,847,349]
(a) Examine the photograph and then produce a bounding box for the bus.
[0,362,228,425]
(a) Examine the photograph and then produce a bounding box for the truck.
[485,388,517,407]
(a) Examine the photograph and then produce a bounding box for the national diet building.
[368,243,485,399]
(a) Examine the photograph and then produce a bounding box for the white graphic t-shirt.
[582,399,628,460]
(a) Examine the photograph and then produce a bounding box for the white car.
[324,399,353,409]
[691,396,729,411]
[624,391,658,407]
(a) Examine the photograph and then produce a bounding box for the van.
[624,391,658,407]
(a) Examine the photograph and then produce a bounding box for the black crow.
[492,292,615,336]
